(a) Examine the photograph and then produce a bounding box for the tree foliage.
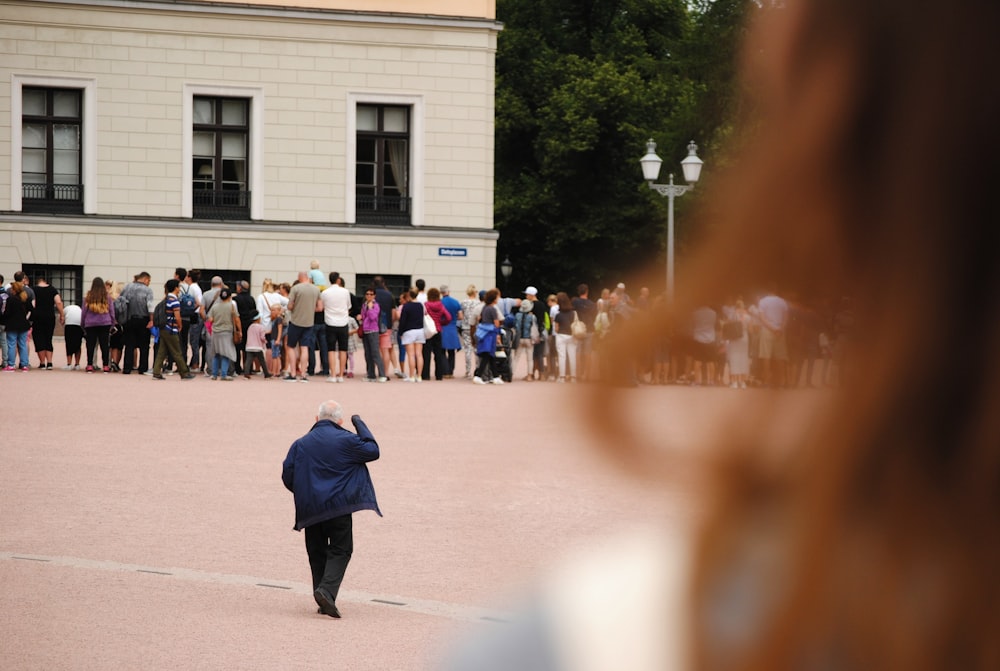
[494,0,757,294]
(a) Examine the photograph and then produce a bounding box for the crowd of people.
[1,265,851,389]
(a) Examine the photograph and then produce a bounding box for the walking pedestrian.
[281,400,382,619]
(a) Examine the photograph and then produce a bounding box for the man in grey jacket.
[119,271,155,375]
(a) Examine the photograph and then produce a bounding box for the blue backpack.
[179,285,197,319]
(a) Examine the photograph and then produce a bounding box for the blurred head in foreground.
[591,2,1000,670]
[442,1,999,670]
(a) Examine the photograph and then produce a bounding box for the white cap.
[524,286,538,296]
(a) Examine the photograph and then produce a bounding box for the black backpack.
[722,319,744,341]
[152,298,168,328]
[113,293,129,326]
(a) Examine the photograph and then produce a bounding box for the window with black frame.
[22,264,84,311]
[21,88,83,214]
[355,274,411,302]
[193,97,250,220]
[193,269,252,296]
[356,105,410,226]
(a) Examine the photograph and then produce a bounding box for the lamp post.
[640,139,703,303]
[500,255,513,293]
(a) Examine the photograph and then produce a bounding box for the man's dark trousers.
[307,322,329,376]
[152,331,191,377]
[304,514,353,601]
[177,318,191,366]
[122,316,151,374]
[234,323,250,374]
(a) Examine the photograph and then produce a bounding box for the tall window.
[192,97,250,220]
[21,88,83,214]
[356,105,410,226]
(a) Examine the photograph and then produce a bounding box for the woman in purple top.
[360,289,387,381]
[80,276,116,373]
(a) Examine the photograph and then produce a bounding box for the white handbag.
[423,310,438,338]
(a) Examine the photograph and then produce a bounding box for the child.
[268,303,284,378]
[307,259,326,290]
[63,303,83,370]
[345,314,360,378]
[244,312,272,379]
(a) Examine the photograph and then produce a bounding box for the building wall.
[1,216,496,296]
[0,0,500,292]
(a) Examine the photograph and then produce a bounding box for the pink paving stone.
[0,352,780,670]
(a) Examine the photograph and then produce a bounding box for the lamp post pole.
[653,173,691,304]
[640,139,703,304]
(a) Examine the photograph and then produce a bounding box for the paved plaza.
[0,354,760,670]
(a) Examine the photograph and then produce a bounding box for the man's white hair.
[317,400,343,423]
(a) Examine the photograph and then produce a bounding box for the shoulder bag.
[423,305,438,338]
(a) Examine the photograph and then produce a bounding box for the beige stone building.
[0,0,500,302]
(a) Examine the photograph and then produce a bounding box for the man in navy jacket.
[282,400,381,618]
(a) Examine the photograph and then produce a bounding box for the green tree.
[494,0,755,294]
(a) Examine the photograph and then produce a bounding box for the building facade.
[0,0,500,303]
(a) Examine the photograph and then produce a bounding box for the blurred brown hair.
[591,1,1000,669]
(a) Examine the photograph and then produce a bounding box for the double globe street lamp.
[640,139,704,303]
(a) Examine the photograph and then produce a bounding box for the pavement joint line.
[1,551,512,623]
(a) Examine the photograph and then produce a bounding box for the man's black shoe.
[314,587,341,618]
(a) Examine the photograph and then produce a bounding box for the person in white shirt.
[62,303,83,369]
[691,305,718,386]
[757,288,789,387]
[181,270,204,370]
[321,271,352,382]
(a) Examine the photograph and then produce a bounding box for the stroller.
[491,325,515,383]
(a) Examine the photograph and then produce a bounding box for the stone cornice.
[6,213,500,240]
[1,0,504,31]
